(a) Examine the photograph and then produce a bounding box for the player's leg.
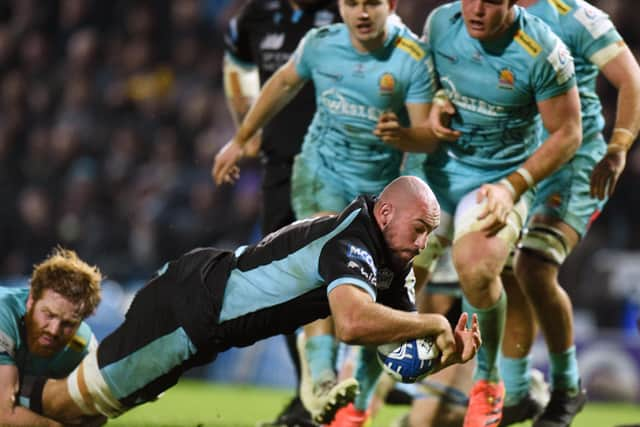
[452,189,529,427]
[515,217,586,427]
[499,261,546,426]
[514,150,603,427]
[35,260,210,423]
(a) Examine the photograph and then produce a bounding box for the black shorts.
[96,248,234,408]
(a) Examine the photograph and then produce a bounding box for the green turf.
[107,379,640,427]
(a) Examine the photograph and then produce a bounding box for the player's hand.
[433,319,457,367]
[590,149,626,200]
[212,139,244,185]
[428,95,460,142]
[453,312,481,364]
[374,111,405,144]
[476,183,515,236]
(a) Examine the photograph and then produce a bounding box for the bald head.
[375,177,440,269]
[378,176,440,218]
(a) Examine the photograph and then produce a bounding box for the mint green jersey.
[526,0,622,150]
[523,0,623,234]
[426,2,575,170]
[293,20,435,197]
[0,287,94,378]
[412,2,576,213]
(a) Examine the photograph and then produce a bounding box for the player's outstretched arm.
[328,283,452,346]
[213,59,307,185]
[590,46,640,199]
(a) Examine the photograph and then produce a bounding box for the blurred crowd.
[1,0,639,321]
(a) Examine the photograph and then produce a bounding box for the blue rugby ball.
[377,337,440,383]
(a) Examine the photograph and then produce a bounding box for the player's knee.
[518,223,570,265]
[453,251,502,293]
[514,251,560,300]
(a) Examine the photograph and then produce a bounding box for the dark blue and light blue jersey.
[220,195,415,337]
[95,196,415,407]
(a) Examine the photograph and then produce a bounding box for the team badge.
[379,73,395,95]
[498,69,515,90]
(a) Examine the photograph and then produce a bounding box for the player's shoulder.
[430,1,462,23]
[300,23,345,52]
[0,287,26,358]
[423,2,462,45]
[0,287,26,324]
[515,5,566,59]
[307,22,344,40]
[391,21,428,62]
[558,0,616,40]
[67,322,93,353]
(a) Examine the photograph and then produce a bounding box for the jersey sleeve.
[49,323,95,378]
[533,35,576,102]
[405,42,435,104]
[293,27,319,80]
[223,2,255,65]
[318,237,379,302]
[422,3,451,46]
[568,2,624,68]
[0,309,18,366]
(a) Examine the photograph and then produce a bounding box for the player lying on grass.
[17,176,481,425]
[0,248,104,427]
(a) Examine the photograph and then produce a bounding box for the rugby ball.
[377,337,440,383]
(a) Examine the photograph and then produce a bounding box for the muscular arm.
[504,86,582,200]
[328,284,450,345]
[600,47,640,138]
[590,46,640,198]
[222,55,262,157]
[0,365,63,427]
[213,59,307,184]
[235,59,307,147]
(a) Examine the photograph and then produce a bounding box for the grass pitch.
[108,379,639,426]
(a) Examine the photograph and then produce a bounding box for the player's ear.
[377,201,394,227]
[388,0,398,12]
[26,291,34,311]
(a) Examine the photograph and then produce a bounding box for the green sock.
[463,291,506,383]
[549,346,579,393]
[306,334,338,384]
[353,346,383,411]
[499,354,532,406]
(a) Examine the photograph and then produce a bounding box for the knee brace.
[67,351,126,418]
[518,223,570,265]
